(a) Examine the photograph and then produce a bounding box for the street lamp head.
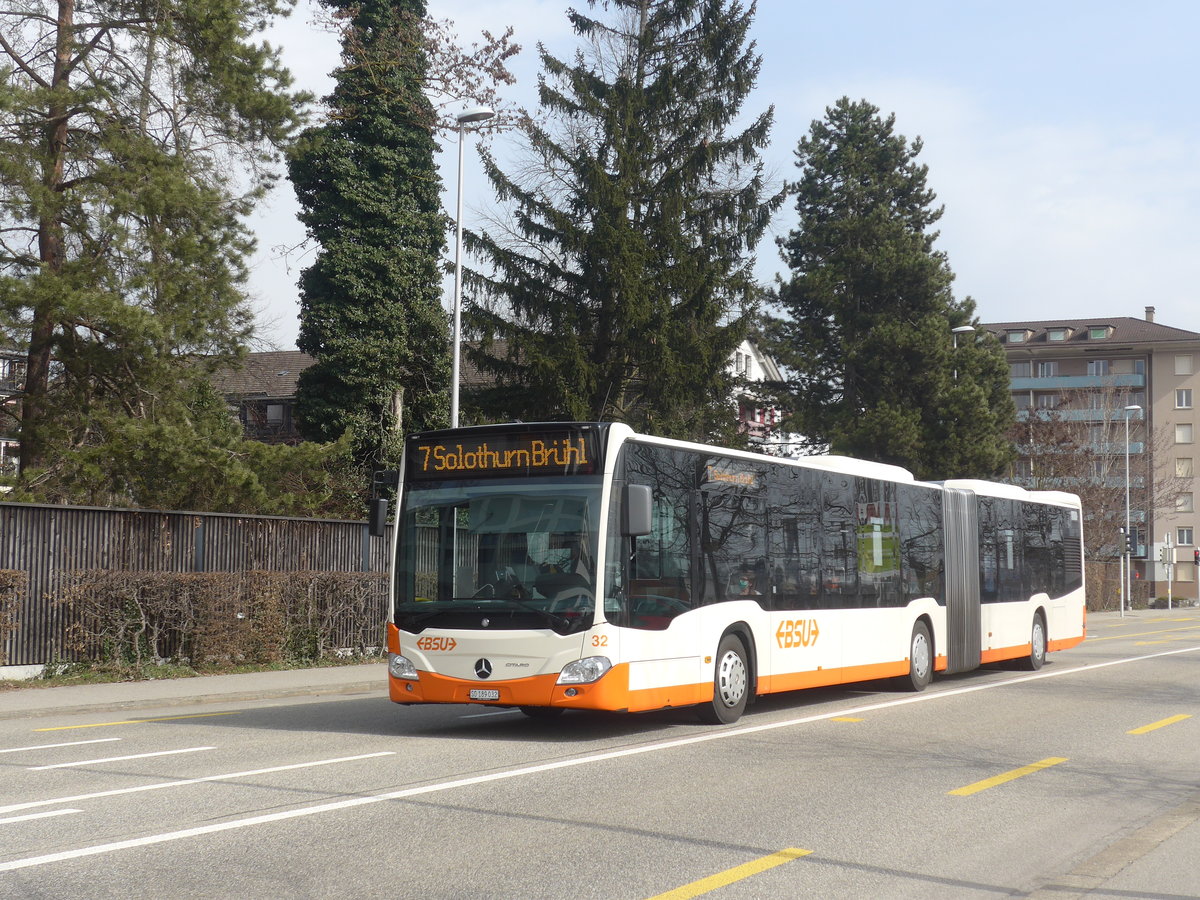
[951,325,975,334]
[456,106,495,126]
[1124,404,1142,416]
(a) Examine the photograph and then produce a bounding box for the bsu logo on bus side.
[776,618,819,649]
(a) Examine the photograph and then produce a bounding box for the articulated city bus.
[375,422,1085,724]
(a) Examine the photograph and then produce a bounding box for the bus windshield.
[395,478,602,636]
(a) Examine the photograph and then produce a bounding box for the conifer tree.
[767,98,1014,479]
[464,0,782,441]
[289,0,449,466]
[0,0,306,481]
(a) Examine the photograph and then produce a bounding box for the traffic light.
[1126,532,1135,554]
[1194,548,1199,566]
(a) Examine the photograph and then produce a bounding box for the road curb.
[0,679,388,721]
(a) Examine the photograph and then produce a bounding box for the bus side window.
[767,466,820,610]
[696,476,766,606]
[628,483,693,627]
[821,473,858,609]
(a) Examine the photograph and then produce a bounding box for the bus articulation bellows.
[374,423,1085,724]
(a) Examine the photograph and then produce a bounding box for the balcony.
[1010,374,1145,391]
[1017,408,1139,423]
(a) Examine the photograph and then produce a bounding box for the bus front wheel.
[897,621,932,692]
[698,634,749,724]
[1018,614,1047,671]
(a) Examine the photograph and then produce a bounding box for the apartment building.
[983,308,1200,602]
[0,348,23,476]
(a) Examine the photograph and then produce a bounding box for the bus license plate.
[469,689,500,701]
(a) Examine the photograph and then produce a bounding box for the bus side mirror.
[368,498,389,538]
[622,484,652,537]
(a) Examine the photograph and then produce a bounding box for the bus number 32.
[776,619,819,649]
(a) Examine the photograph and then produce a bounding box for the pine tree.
[767,98,1014,479]
[0,0,306,481]
[289,0,449,466]
[464,0,782,441]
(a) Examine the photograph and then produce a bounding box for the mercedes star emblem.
[474,658,493,679]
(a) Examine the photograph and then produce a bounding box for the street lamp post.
[951,325,974,381]
[1123,404,1142,616]
[450,106,495,429]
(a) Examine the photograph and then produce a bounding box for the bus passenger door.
[764,470,841,689]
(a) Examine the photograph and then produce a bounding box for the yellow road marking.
[1088,624,1200,643]
[949,757,1068,796]
[1127,714,1192,735]
[34,712,241,732]
[647,848,813,899]
[831,716,863,722]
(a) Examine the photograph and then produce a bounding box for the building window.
[1178,493,1195,514]
[1006,331,1026,344]
[266,404,284,425]
[1036,394,1058,409]
[1179,565,1195,583]
[1014,394,1031,409]
[1179,458,1194,478]
[1013,458,1031,478]
[1177,389,1193,409]
[1134,359,1145,375]
[1177,424,1194,444]
[1047,328,1068,341]
[1087,360,1110,376]
[1036,361,1059,378]
[1010,361,1031,377]
[1088,327,1109,340]
[1176,354,1194,376]
[1178,527,1194,546]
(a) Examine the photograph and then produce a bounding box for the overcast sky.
[247,0,1200,349]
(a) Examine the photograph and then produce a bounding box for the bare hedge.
[58,570,387,666]
[0,570,25,665]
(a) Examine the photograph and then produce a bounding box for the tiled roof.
[981,317,1200,346]
[210,351,315,398]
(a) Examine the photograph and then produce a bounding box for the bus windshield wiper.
[496,597,571,631]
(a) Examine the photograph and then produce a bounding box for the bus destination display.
[408,430,598,480]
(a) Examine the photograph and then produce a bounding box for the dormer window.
[1006,330,1028,344]
[1087,326,1111,340]
[1047,328,1070,342]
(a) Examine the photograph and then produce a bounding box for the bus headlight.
[557,656,612,684]
[389,653,419,680]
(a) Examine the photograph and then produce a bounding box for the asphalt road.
[1,609,1198,899]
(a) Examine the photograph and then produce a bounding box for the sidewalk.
[0,663,388,721]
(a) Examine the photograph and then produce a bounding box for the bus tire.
[698,634,750,724]
[1019,613,1047,671]
[897,621,932,692]
[519,706,565,719]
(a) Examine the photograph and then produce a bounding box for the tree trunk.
[20,0,74,475]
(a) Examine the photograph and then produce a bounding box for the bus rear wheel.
[1018,614,1047,671]
[896,621,932,692]
[698,634,750,724]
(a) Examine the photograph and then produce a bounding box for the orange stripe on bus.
[759,659,909,694]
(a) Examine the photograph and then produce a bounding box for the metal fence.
[0,502,393,667]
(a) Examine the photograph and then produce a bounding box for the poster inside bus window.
[407,428,599,480]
